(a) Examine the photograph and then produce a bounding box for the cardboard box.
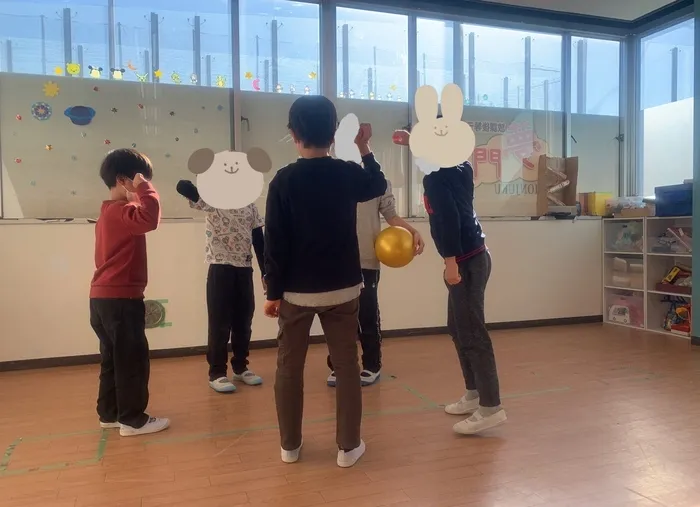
[537,156,579,216]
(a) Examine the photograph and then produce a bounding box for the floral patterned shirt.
[190,199,264,267]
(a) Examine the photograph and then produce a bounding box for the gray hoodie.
[357,180,398,270]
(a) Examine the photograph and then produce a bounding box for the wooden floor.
[2,324,700,507]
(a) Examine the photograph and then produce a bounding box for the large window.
[571,37,620,116]
[462,24,561,111]
[640,18,694,196]
[336,7,407,101]
[416,18,454,93]
[239,0,320,94]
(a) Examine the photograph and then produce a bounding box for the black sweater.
[422,162,485,260]
[264,154,387,301]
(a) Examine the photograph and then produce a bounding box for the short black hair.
[99,148,153,188]
[287,95,338,149]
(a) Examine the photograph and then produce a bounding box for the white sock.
[465,390,479,401]
[478,405,502,416]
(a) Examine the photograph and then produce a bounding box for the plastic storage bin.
[655,183,692,217]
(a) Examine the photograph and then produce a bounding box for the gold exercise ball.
[375,226,415,268]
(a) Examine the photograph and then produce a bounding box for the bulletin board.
[0,73,232,218]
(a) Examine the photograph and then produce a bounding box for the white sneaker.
[453,409,507,435]
[337,440,366,468]
[99,421,120,429]
[444,394,480,415]
[281,441,303,464]
[360,370,381,386]
[120,416,170,437]
[327,371,336,387]
[209,377,237,393]
[232,371,263,386]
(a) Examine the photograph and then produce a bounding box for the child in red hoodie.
[89,148,169,437]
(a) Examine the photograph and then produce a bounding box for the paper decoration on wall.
[137,104,144,109]
[43,81,60,98]
[30,180,36,186]
[217,105,224,111]
[187,147,271,210]
[275,84,283,93]
[190,73,198,85]
[66,63,80,76]
[153,69,163,79]
[136,73,148,82]
[193,128,199,134]
[31,102,52,121]
[127,60,137,71]
[71,155,78,161]
[88,66,103,78]
[14,158,21,163]
[169,111,175,116]
[171,72,181,84]
[45,144,53,151]
[71,190,77,196]
[54,66,63,76]
[164,153,171,158]
[304,86,310,95]
[308,71,317,79]
[244,71,253,80]
[349,90,355,99]
[290,85,296,94]
[64,106,95,126]
[15,114,21,121]
[104,139,111,145]
[335,114,362,164]
[390,84,397,92]
[145,300,166,328]
[216,76,226,87]
[252,79,261,91]
[408,84,475,174]
[81,132,87,138]
[111,68,125,79]
[175,137,180,142]
[111,107,118,113]
[131,143,137,148]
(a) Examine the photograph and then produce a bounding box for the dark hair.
[99,148,153,188]
[287,95,338,149]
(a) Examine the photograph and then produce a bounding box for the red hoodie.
[89,182,161,299]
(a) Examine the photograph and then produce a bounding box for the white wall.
[0,218,602,363]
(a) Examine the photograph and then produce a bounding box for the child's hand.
[392,130,410,146]
[413,231,425,255]
[354,123,372,156]
[132,173,147,188]
[264,300,280,318]
[444,260,461,285]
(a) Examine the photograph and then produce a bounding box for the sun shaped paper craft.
[43,81,60,98]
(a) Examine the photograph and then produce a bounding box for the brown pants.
[275,298,362,451]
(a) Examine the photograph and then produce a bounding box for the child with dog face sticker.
[177,147,272,394]
[394,83,506,436]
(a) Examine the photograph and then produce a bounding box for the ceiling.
[477,0,679,20]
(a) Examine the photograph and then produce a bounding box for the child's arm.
[264,178,289,301]
[176,179,216,212]
[379,181,424,254]
[121,179,160,234]
[250,204,265,276]
[424,177,461,259]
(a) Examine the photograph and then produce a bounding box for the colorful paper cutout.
[81,132,87,138]
[131,143,137,148]
[190,73,198,85]
[308,71,317,79]
[169,111,175,116]
[104,139,111,145]
[244,71,253,80]
[43,81,60,98]
[31,102,52,121]
[30,181,36,186]
[111,107,118,113]
[252,78,261,91]
[71,155,78,161]
[289,85,296,94]
[111,68,125,79]
[88,65,103,78]
[138,104,144,109]
[390,84,397,92]
[217,105,224,111]
[153,69,163,79]
[15,114,21,121]
[93,86,99,92]
[175,137,180,142]
[64,106,95,126]
[215,76,226,87]
[54,66,63,76]
[127,60,137,71]
[275,84,283,93]
[135,73,148,82]
[171,72,182,84]
[45,144,53,151]
[66,63,80,76]
[193,128,199,134]
[304,86,310,95]
[14,158,21,163]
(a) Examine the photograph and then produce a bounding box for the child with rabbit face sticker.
[393,84,507,436]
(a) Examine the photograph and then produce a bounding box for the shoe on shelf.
[444,394,480,415]
[99,421,120,429]
[360,370,380,386]
[337,440,366,468]
[232,371,263,386]
[209,377,237,393]
[281,440,303,464]
[120,416,170,437]
[327,371,336,388]
[453,409,507,435]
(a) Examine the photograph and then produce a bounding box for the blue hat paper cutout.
[65,106,96,126]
